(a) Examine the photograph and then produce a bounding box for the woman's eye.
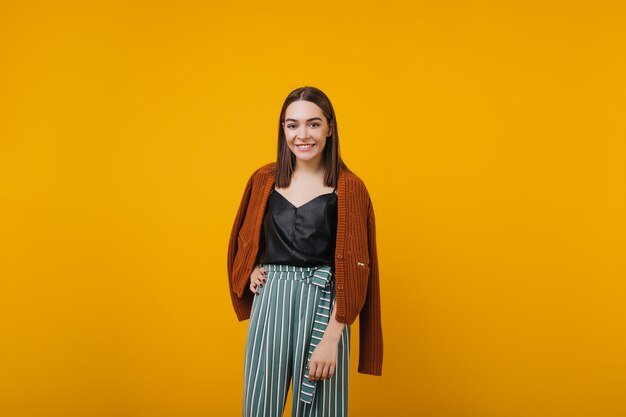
[285,122,320,129]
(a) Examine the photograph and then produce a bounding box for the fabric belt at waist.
[261,264,334,405]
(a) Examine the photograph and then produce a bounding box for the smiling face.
[282,100,332,168]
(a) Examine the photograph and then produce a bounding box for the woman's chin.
[295,153,322,164]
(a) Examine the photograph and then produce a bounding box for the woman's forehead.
[285,100,324,119]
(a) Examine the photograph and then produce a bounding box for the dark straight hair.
[275,86,349,188]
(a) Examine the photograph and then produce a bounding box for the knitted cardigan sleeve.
[227,170,255,319]
[357,196,384,376]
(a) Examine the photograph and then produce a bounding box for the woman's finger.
[249,276,261,293]
[307,362,317,381]
[309,364,324,381]
[320,363,330,380]
[328,363,336,379]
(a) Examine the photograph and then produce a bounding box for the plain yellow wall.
[1,1,625,416]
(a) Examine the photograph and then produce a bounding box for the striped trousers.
[243,264,351,417]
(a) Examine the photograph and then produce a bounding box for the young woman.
[227,86,383,417]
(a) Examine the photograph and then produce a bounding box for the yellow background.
[1,1,625,416]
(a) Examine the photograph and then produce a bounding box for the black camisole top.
[257,188,338,267]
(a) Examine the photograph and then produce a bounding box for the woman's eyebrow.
[285,117,322,122]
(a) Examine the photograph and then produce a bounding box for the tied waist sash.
[261,264,334,405]
[299,265,334,405]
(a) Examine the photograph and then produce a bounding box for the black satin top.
[257,188,338,267]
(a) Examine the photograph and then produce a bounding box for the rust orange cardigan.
[227,162,383,376]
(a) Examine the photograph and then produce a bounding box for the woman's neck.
[293,158,324,176]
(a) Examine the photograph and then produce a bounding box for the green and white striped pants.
[243,264,351,417]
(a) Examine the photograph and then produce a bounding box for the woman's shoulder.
[255,162,276,175]
[247,162,276,181]
[341,167,369,192]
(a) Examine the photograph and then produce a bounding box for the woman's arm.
[227,169,257,320]
[357,197,383,375]
[323,301,347,344]
[307,299,346,381]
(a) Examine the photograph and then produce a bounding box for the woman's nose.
[295,124,308,138]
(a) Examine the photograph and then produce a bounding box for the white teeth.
[297,144,313,149]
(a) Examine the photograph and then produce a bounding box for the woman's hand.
[249,264,267,295]
[307,302,346,381]
[307,338,339,381]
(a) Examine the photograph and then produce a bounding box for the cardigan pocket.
[232,234,252,295]
[354,261,370,312]
[237,232,250,247]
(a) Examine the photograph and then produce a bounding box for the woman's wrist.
[322,322,345,344]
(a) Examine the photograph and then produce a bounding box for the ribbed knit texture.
[227,162,383,376]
